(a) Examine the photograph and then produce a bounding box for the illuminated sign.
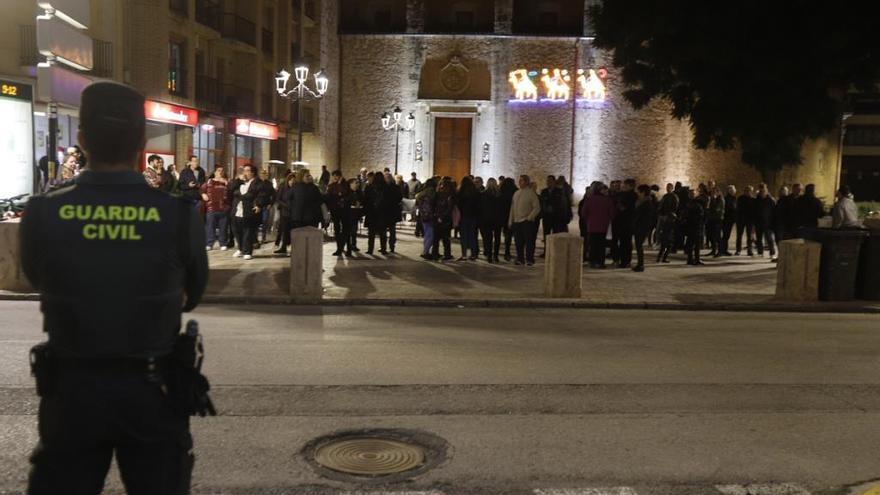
[0,80,34,198]
[0,79,33,102]
[509,67,608,105]
[234,119,279,140]
[541,68,571,101]
[144,100,198,127]
[508,69,538,101]
[577,69,607,103]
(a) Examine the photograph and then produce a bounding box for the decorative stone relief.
[439,56,470,95]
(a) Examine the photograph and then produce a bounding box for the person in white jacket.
[508,175,542,265]
[832,185,862,229]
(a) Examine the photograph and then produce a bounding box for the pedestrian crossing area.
[190,482,824,495]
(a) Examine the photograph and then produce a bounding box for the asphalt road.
[1,302,879,495]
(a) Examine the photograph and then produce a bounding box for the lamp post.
[380,107,415,175]
[275,65,329,162]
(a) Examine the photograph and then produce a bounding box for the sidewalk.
[201,222,880,313]
[3,222,878,312]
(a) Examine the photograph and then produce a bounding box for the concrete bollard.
[775,238,822,302]
[290,226,323,303]
[0,220,33,292]
[544,233,583,298]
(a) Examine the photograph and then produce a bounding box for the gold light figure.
[577,69,606,102]
[508,69,538,101]
[540,68,571,101]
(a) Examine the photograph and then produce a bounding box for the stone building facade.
[333,0,842,200]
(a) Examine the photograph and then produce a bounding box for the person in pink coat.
[580,182,617,268]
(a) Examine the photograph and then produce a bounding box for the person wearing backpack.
[416,178,437,260]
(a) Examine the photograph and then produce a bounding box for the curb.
[4,292,879,314]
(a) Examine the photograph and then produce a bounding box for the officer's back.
[21,81,208,495]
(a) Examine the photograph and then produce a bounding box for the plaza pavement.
[202,221,880,312]
[3,220,877,312]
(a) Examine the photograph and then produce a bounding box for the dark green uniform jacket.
[20,170,208,359]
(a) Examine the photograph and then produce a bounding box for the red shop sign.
[234,119,278,140]
[144,100,198,127]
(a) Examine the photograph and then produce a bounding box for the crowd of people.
[133,157,866,270]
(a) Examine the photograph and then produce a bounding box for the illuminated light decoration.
[144,100,198,127]
[414,140,423,162]
[540,68,571,102]
[200,124,215,132]
[234,119,279,140]
[576,68,607,103]
[508,69,538,101]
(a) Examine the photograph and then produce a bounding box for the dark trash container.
[857,229,880,300]
[800,228,868,301]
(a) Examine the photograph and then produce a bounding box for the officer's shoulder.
[38,183,78,201]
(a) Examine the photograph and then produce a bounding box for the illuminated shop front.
[232,118,279,172]
[192,117,226,172]
[143,99,198,172]
[0,78,35,198]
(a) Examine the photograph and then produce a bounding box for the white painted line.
[534,488,638,495]
[716,483,811,495]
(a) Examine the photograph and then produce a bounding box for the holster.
[165,322,216,417]
[29,342,56,397]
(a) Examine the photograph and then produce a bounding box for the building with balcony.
[2,0,338,183]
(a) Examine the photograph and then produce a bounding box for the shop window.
[168,40,187,96]
[193,125,224,170]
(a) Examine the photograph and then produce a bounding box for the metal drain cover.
[314,437,426,475]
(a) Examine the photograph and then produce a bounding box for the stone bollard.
[0,220,33,292]
[775,238,822,302]
[544,233,583,298]
[290,226,323,303]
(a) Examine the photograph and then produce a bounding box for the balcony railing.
[222,84,255,115]
[19,25,40,66]
[196,75,222,107]
[169,0,188,17]
[196,0,221,30]
[221,13,256,46]
[261,29,274,55]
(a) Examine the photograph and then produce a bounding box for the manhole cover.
[314,437,426,475]
[303,428,449,483]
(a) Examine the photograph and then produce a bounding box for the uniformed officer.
[20,81,209,494]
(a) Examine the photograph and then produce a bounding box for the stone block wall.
[337,34,837,199]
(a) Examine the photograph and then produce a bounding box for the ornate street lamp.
[380,106,415,175]
[275,64,329,162]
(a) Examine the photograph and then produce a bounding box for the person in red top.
[580,182,617,269]
[201,166,230,250]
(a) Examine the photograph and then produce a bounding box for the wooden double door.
[433,117,472,180]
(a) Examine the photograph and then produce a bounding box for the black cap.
[78,82,146,163]
[80,81,145,129]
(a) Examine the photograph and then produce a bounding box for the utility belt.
[30,320,216,417]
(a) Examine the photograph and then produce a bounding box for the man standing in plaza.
[508,175,541,266]
[721,185,737,256]
[613,179,638,268]
[143,154,164,189]
[20,81,209,494]
[179,155,206,207]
